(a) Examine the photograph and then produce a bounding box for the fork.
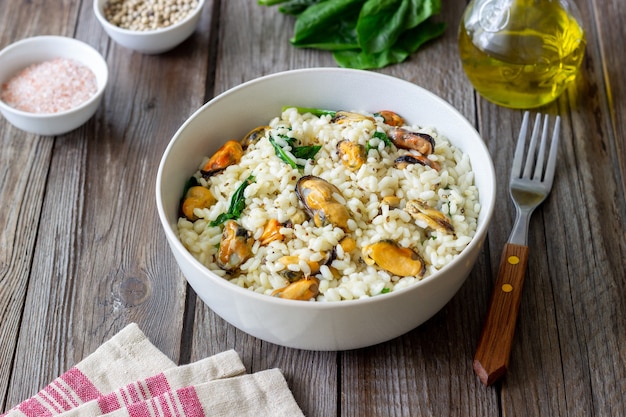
[473,111,561,386]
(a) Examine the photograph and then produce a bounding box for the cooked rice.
[177,108,480,301]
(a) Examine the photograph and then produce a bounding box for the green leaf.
[293,145,322,159]
[333,19,446,69]
[270,137,300,169]
[373,131,393,147]
[258,0,290,6]
[290,0,364,50]
[261,0,445,69]
[356,0,409,54]
[367,131,393,152]
[270,136,321,169]
[209,175,255,227]
[277,0,325,15]
[357,0,442,54]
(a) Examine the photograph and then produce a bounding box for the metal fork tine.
[543,116,561,188]
[511,111,530,179]
[522,113,542,179]
[532,114,550,180]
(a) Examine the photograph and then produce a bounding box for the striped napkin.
[2,323,304,417]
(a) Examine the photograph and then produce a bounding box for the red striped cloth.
[98,370,303,417]
[56,351,245,417]
[2,324,304,417]
[3,324,176,417]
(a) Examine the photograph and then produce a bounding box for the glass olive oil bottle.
[459,0,586,109]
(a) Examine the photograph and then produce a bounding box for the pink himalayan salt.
[1,57,97,114]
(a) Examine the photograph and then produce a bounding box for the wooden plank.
[2,0,213,407]
[0,0,78,409]
[476,0,626,415]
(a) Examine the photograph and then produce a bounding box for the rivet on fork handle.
[473,243,529,386]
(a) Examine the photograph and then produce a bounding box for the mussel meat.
[394,154,440,171]
[201,140,244,178]
[217,220,254,271]
[388,128,435,155]
[380,195,402,209]
[259,219,285,246]
[276,255,321,281]
[404,199,455,234]
[377,110,405,127]
[271,277,320,301]
[181,186,216,221]
[295,175,351,231]
[331,111,375,125]
[337,140,366,171]
[362,240,426,277]
[240,125,269,149]
[338,236,357,254]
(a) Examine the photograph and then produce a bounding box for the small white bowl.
[94,0,205,54]
[0,36,108,136]
[156,68,497,351]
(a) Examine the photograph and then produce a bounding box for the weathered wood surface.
[0,0,624,416]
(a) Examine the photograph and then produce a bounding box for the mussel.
[404,199,455,234]
[380,195,402,209]
[362,240,426,277]
[388,128,435,155]
[331,111,375,125]
[338,236,357,254]
[258,218,285,246]
[337,140,366,171]
[376,110,405,127]
[271,277,320,301]
[240,125,269,149]
[181,186,216,221]
[217,220,254,271]
[394,154,440,171]
[295,175,351,231]
[276,255,321,281]
[201,140,244,178]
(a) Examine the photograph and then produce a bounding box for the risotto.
[176,107,480,301]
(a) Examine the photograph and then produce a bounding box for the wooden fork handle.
[473,243,529,386]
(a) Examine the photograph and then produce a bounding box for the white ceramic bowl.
[94,0,205,54]
[0,36,108,136]
[156,68,496,351]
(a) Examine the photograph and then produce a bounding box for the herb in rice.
[176,107,480,301]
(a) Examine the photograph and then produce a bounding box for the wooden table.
[1,0,625,415]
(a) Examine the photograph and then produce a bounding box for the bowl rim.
[0,35,108,119]
[93,0,206,36]
[156,67,496,310]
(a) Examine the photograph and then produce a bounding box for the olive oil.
[459,0,586,109]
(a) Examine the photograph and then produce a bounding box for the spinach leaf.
[367,130,393,152]
[270,136,321,169]
[293,144,322,159]
[258,0,290,5]
[261,0,445,69]
[333,19,446,69]
[277,0,325,15]
[373,131,393,147]
[357,0,410,54]
[270,137,300,169]
[210,175,255,227]
[290,0,364,50]
[356,0,441,54]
